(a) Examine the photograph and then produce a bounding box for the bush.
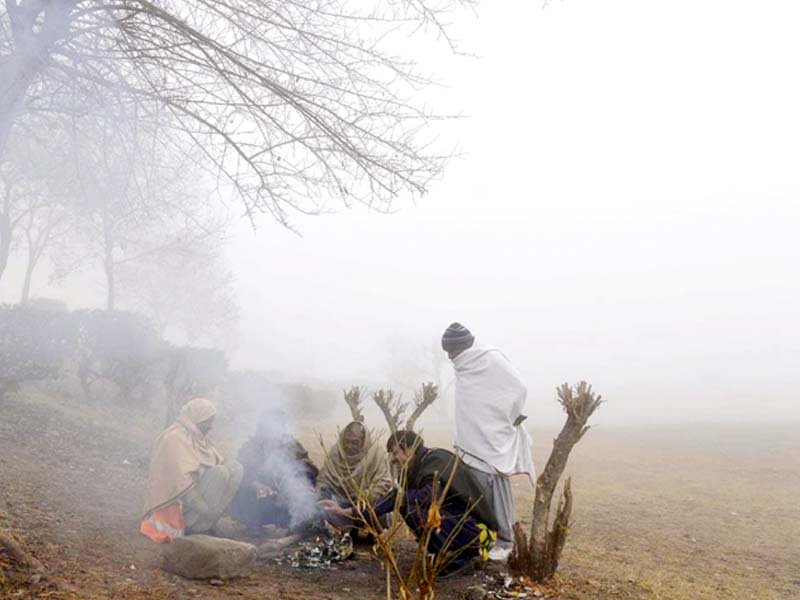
[0,304,74,399]
[22,297,68,313]
[70,309,166,404]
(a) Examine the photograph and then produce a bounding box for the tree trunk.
[0,57,37,160]
[20,261,34,303]
[0,209,12,285]
[104,255,115,311]
[20,230,38,303]
[102,212,116,310]
[508,382,602,582]
[0,0,79,161]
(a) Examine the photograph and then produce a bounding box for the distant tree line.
[0,302,336,423]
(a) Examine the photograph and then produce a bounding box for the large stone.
[162,534,256,579]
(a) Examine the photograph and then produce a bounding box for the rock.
[256,534,300,559]
[162,535,256,580]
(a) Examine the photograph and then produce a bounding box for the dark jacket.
[406,447,500,532]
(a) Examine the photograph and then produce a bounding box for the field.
[1,389,798,599]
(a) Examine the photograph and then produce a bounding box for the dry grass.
[1,389,798,599]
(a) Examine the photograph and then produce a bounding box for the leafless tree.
[0,121,75,288]
[47,101,228,312]
[1,1,477,226]
[509,381,603,582]
[19,201,70,302]
[372,388,406,434]
[343,385,365,423]
[0,166,28,282]
[405,380,438,430]
[116,230,237,347]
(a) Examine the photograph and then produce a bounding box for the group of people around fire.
[140,323,535,578]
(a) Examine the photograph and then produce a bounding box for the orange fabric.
[139,502,184,543]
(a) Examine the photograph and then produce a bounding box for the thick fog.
[229,1,800,426]
[3,1,799,427]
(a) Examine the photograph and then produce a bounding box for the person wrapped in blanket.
[317,421,392,512]
[230,408,320,532]
[319,430,499,578]
[140,398,243,542]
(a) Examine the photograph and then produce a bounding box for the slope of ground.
[1,388,798,599]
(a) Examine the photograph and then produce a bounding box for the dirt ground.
[1,388,798,599]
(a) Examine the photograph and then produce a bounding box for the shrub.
[0,304,73,400]
[70,309,166,404]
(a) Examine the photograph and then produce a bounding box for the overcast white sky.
[3,1,798,427]
[228,1,800,426]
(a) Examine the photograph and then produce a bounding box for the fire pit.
[274,533,354,569]
[470,574,549,600]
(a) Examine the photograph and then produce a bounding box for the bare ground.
[1,389,798,599]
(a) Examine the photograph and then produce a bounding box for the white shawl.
[452,345,536,484]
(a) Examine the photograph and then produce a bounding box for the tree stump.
[508,381,601,582]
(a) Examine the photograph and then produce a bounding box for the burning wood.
[468,573,552,600]
[273,533,354,570]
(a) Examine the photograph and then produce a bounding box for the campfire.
[274,533,354,570]
[473,573,550,600]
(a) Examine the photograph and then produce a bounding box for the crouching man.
[140,398,243,542]
[320,430,498,578]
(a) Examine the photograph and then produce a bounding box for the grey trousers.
[465,465,515,549]
[182,460,244,533]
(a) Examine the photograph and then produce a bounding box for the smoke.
[218,377,323,530]
[255,407,320,528]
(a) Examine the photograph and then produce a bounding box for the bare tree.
[342,385,365,423]
[19,201,70,303]
[509,381,603,582]
[116,232,237,347]
[372,388,406,435]
[1,1,477,225]
[405,381,438,430]
[0,166,27,282]
[47,102,228,312]
[0,123,75,287]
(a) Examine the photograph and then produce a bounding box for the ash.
[276,533,354,569]
[474,573,545,599]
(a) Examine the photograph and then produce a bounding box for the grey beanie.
[441,322,475,353]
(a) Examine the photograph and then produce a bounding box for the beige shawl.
[144,398,222,514]
[318,425,392,503]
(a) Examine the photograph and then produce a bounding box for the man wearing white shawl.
[442,322,536,561]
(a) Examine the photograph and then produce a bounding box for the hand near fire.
[317,499,354,525]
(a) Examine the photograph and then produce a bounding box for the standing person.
[140,397,243,542]
[442,322,536,561]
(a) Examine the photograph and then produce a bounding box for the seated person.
[230,408,319,531]
[140,398,243,542]
[320,430,499,577]
[318,421,392,508]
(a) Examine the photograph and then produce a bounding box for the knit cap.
[441,322,475,353]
